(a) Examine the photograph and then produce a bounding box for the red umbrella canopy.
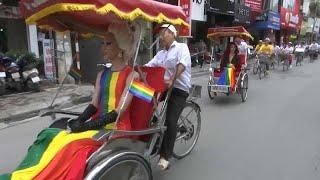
[20,0,189,34]
[207,26,254,40]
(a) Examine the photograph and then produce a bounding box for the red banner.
[280,0,302,31]
[179,0,191,37]
[245,0,262,12]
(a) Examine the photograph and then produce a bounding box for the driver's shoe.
[158,158,170,170]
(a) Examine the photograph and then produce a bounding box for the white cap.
[160,24,177,37]
[265,37,270,42]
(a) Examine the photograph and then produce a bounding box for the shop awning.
[251,21,280,30]
[207,26,254,40]
[19,0,189,33]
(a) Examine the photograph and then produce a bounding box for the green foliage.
[5,50,20,60]
[309,0,320,17]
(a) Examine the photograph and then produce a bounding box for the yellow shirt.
[255,44,262,52]
[258,44,273,55]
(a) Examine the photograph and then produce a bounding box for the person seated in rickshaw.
[257,38,273,73]
[217,42,240,91]
[220,42,240,70]
[0,23,141,180]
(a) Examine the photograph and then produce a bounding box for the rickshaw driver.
[145,24,192,170]
[257,38,273,74]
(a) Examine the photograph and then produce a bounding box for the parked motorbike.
[17,56,41,92]
[3,56,23,92]
[0,55,6,95]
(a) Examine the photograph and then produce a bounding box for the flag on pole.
[129,80,155,103]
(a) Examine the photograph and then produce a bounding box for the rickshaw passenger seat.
[130,67,167,141]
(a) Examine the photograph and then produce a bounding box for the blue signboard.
[252,11,280,30]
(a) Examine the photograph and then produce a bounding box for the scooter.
[4,57,23,92]
[21,68,40,92]
[0,55,6,95]
[17,56,40,92]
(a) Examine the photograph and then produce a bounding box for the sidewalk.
[0,66,209,122]
[0,84,94,122]
[191,63,210,77]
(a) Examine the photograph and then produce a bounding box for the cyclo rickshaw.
[18,0,202,179]
[206,26,250,102]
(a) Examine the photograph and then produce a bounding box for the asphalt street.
[1,60,320,180]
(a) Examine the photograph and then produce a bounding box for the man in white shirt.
[145,24,191,170]
[294,42,305,65]
[309,41,319,61]
[285,42,294,68]
[235,37,248,66]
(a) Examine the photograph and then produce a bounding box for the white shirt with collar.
[145,41,191,92]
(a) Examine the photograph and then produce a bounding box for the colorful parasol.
[207,26,254,40]
[20,0,189,33]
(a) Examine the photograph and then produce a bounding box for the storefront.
[251,11,281,43]
[190,0,206,40]
[279,0,302,43]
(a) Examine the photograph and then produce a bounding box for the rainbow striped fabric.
[217,67,236,90]
[68,67,82,81]
[92,66,132,129]
[129,80,155,103]
[0,128,102,180]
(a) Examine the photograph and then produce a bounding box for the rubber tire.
[173,102,201,159]
[271,62,275,70]
[33,83,40,92]
[0,78,5,95]
[252,63,258,75]
[15,82,23,92]
[88,153,152,180]
[258,66,262,80]
[207,80,215,100]
[240,74,248,102]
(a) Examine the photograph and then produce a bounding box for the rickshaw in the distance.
[207,26,250,102]
[1,1,202,180]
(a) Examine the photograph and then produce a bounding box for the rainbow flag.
[129,80,155,103]
[0,128,102,180]
[217,67,236,90]
[68,67,82,81]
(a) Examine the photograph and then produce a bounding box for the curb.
[192,71,210,78]
[0,95,92,123]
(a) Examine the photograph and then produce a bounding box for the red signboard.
[245,0,262,12]
[179,0,191,37]
[280,0,302,31]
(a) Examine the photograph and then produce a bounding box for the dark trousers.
[160,88,188,160]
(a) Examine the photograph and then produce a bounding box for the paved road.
[1,60,320,180]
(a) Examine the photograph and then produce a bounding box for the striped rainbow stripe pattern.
[217,67,236,90]
[0,128,101,180]
[129,80,155,103]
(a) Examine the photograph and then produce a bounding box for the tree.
[309,0,320,41]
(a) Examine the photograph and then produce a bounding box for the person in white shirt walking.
[145,24,191,170]
[309,41,318,61]
[294,42,305,65]
[284,42,294,68]
[235,37,248,66]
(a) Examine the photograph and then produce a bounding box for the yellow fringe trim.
[207,32,254,40]
[26,3,189,27]
[26,3,96,24]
